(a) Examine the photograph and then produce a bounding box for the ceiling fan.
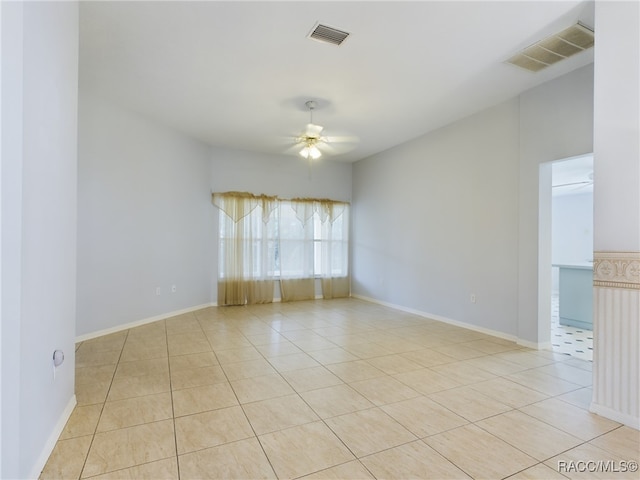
[552,171,594,193]
[553,180,592,188]
[297,101,324,160]
[291,100,358,160]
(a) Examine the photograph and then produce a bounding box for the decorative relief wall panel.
[592,251,640,427]
[593,251,640,289]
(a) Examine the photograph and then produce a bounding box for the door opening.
[549,154,594,361]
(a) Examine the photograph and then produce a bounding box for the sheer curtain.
[278,200,315,301]
[279,199,350,301]
[212,192,277,306]
[318,201,350,299]
[213,192,350,305]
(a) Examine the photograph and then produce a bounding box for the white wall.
[591,0,639,428]
[518,65,594,344]
[1,2,24,475]
[352,99,520,337]
[211,147,352,202]
[552,192,594,266]
[352,65,594,345]
[77,91,214,337]
[1,2,79,478]
[593,2,640,252]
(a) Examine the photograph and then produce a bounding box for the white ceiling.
[79,1,595,163]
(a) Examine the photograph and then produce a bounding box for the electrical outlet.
[156,287,161,296]
[470,294,476,303]
[171,284,177,293]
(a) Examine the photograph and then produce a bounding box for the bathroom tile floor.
[41,298,637,479]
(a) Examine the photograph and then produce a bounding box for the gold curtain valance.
[212,191,277,223]
[290,197,348,225]
[212,192,349,224]
[289,197,348,205]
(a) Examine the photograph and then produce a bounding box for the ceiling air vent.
[507,23,594,72]
[308,23,350,46]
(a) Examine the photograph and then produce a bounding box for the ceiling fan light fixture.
[299,142,321,160]
[308,144,321,159]
[298,100,324,160]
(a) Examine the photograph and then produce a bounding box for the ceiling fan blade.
[274,134,303,147]
[283,143,303,155]
[304,123,324,138]
[322,134,360,145]
[552,181,592,188]
[317,140,358,155]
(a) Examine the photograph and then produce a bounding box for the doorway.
[550,154,594,361]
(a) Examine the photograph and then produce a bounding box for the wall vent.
[308,23,350,46]
[507,23,594,72]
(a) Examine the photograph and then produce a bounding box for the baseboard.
[590,402,640,430]
[76,303,215,342]
[518,339,552,351]
[351,294,525,345]
[30,394,77,480]
[78,295,551,349]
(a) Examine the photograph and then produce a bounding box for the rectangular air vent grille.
[308,23,350,46]
[507,23,594,72]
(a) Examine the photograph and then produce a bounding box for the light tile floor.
[41,299,638,479]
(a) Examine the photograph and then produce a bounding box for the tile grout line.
[258,309,362,478]
[269,312,448,477]
[74,329,129,480]
[52,300,619,480]
[205,312,281,479]
[164,318,183,480]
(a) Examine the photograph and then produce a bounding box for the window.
[314,205,349,277]
[218,200,278,279]
[213,192,349,305]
